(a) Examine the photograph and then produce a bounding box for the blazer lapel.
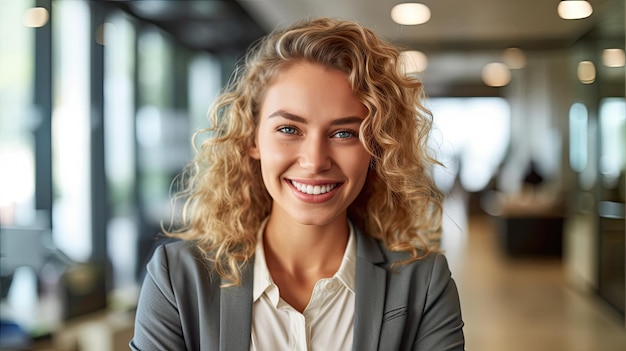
[219,261,253,351]
[353,228,388,351]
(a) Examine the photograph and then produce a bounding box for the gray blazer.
[130,228,465,350]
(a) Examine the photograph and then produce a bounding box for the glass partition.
[0,0,36,226]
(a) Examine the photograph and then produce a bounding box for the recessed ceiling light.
[391,3,431,25]
[481,63,511,87]
[557,1,593,20]
[602,48,626,67]
[577,61,596,84]
[400,50,428,74]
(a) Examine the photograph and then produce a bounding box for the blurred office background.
[0,0,624,350]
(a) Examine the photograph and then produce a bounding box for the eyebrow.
[267,109,364,125]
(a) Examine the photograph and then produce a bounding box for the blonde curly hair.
[168,17,443,286]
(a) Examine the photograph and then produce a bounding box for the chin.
[289,209,345,227]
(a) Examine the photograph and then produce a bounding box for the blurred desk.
[494,215,563,257]
[484,190,564,258]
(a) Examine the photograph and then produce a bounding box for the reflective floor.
[446,212,626,351]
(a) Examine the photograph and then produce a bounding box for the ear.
[248,142,260,160]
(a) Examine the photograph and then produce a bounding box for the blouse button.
[325,281,335,290]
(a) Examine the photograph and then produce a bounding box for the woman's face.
[249,62,371,227]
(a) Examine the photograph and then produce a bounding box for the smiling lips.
[290,180,339,195]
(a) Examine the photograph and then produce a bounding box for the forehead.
[259,62,366,120]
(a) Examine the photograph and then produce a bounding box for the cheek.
[346,148,372,180]
[257,138,292,175]
[258,138,287,161]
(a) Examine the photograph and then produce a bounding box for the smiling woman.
[248,62,371,229]
[131,17,464,351]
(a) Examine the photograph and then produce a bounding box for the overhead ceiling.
[239,0,621,95]
[110,0,623,96]
[239,0,615,50]
[107,0,266,55]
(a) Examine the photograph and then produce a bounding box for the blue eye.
[334,130,357,139]
[278,126,298,135]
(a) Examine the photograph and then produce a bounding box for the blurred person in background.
[130,17,464,351]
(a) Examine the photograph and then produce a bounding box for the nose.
[298,134,332,172]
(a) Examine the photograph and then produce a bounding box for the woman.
[131,17,464,351]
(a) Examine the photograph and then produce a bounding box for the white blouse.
[250,221,356,351]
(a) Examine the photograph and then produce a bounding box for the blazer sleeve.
[130,244,186,351]
[413,254,465,351]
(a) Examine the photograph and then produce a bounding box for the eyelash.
[277,125,299,135]
[276,125,358,139]
[333,129,358,139]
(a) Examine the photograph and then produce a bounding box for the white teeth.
[291,180,338,195]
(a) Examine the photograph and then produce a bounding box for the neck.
[263,214,350,276]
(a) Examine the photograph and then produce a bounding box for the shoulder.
[363,232,453,290]
[133,240,225,350]
[145,239,219,290]
[152,239,204,261]
[148,239,204,268]
[356,230,454,288]
[383,246,452,283]
[356,228,449,278]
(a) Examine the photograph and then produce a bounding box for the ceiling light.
[502,47,527,69]
[482,63,511,87]
[557,1,593,20]
[577,61,596,84]
[391,3,431,25]
[23,7,49,28]
[399,50,428,74]
[602,48,626,67]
